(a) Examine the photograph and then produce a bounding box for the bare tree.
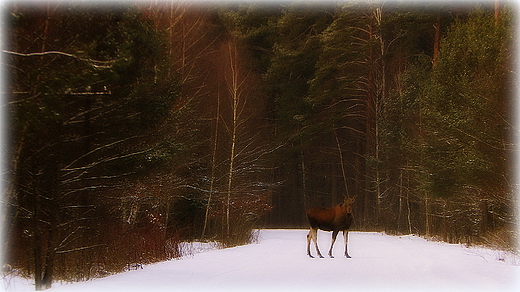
[223,39,252,239]
[208,37,273,245]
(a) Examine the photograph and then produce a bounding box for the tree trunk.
[41,231,56,290]
[480,199,491,236]
[224,40,242,239]
[494,0,500,25]
[432,15,441,66]
[225,104,237,237]
[202,89,220,239]
[364,6,376,230]
[334,127,349,198]
[33,196,44,291]
[425,196,430,237]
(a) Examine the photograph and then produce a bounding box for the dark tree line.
[218,0,516,250]
[228,1,515,248]
[1,1,516,290]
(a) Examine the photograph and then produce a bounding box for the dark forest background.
[1,1,517,290]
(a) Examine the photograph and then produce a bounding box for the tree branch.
[2,50,117,68]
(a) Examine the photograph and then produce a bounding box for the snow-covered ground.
[3,229,519,292]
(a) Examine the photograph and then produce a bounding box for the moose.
[306,196,355,258]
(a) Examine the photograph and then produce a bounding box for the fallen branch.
[55,244,106,254]
[2,50,117,68]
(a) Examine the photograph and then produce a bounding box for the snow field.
[2,229,519,292]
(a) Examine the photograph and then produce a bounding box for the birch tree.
[215,38,272,245]
[221,39,252,244]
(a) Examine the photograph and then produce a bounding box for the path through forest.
[3,229,519,292]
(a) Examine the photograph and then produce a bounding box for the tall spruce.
[419,7,515,245]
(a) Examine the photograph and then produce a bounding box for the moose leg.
[328,230,339,258]
[308,228,323,258]
[343,230,351,258]
[306,231,313,258]
[314,228,324,258]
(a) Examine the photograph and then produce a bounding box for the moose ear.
[343,196,355,205]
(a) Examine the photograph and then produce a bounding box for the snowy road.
[4,230,519,292]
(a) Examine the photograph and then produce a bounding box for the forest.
[1,1,517,290]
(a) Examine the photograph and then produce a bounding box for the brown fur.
[306,197,355,258]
